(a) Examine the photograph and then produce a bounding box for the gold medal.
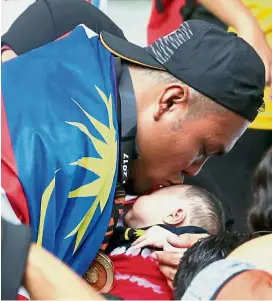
[84,252,114,293]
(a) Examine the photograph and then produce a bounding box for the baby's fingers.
[131,238,154,250]
[131,235,153,249]
[131,235,146,246]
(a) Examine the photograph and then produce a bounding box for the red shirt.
[109,246,173,300]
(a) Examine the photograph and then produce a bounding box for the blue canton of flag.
[2,26,119,275]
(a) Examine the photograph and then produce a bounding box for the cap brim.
[100,31,165,70]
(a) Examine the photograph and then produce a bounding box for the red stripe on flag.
[1,97,30,225]
[56,31,72,41]
[17,294,29,300]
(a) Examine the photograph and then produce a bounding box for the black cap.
[100,20,265,122]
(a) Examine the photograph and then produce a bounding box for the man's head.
[123,184,225,234]
[129,67,250,192]
[101,20,265,194]
[173,232,259,299]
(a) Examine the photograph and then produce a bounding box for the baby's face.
[124,193,163,228]
[124,188,186,228]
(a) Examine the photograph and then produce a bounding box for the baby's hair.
[184,186,225,235]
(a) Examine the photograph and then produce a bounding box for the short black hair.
[173,232,259,299]
[185,186,225,235]
[248,147,272,232]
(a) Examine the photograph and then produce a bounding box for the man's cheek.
[181,148,199,168]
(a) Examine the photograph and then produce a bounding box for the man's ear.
[153,83,189,121]
[163,208,186,226]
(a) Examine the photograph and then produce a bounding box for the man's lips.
[160,173,185,187]
[160,181,171,187]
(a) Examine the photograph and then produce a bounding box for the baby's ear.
[163,208,186,226]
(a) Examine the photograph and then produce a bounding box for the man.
[187,0,272,232]
[3,0,269,233]
[1,0,265,289]
[147,0,272,232]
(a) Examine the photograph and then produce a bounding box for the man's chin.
[128,159,155,194]
[124,178,152,195]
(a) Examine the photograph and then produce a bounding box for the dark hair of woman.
[248,147,272,232]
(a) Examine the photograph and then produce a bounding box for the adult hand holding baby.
[152,233,208,289]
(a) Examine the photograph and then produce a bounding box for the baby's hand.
[131,226,179,251]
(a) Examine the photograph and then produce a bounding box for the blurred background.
[1,0,151,46]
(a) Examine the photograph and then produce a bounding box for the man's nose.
[185,158,209,177]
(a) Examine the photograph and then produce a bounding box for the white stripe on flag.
[78,24,98,39]
[1,187,21,225]
[18,287,30,300]
[125,195,138,202]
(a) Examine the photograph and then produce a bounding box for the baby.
[107,184,225,300]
